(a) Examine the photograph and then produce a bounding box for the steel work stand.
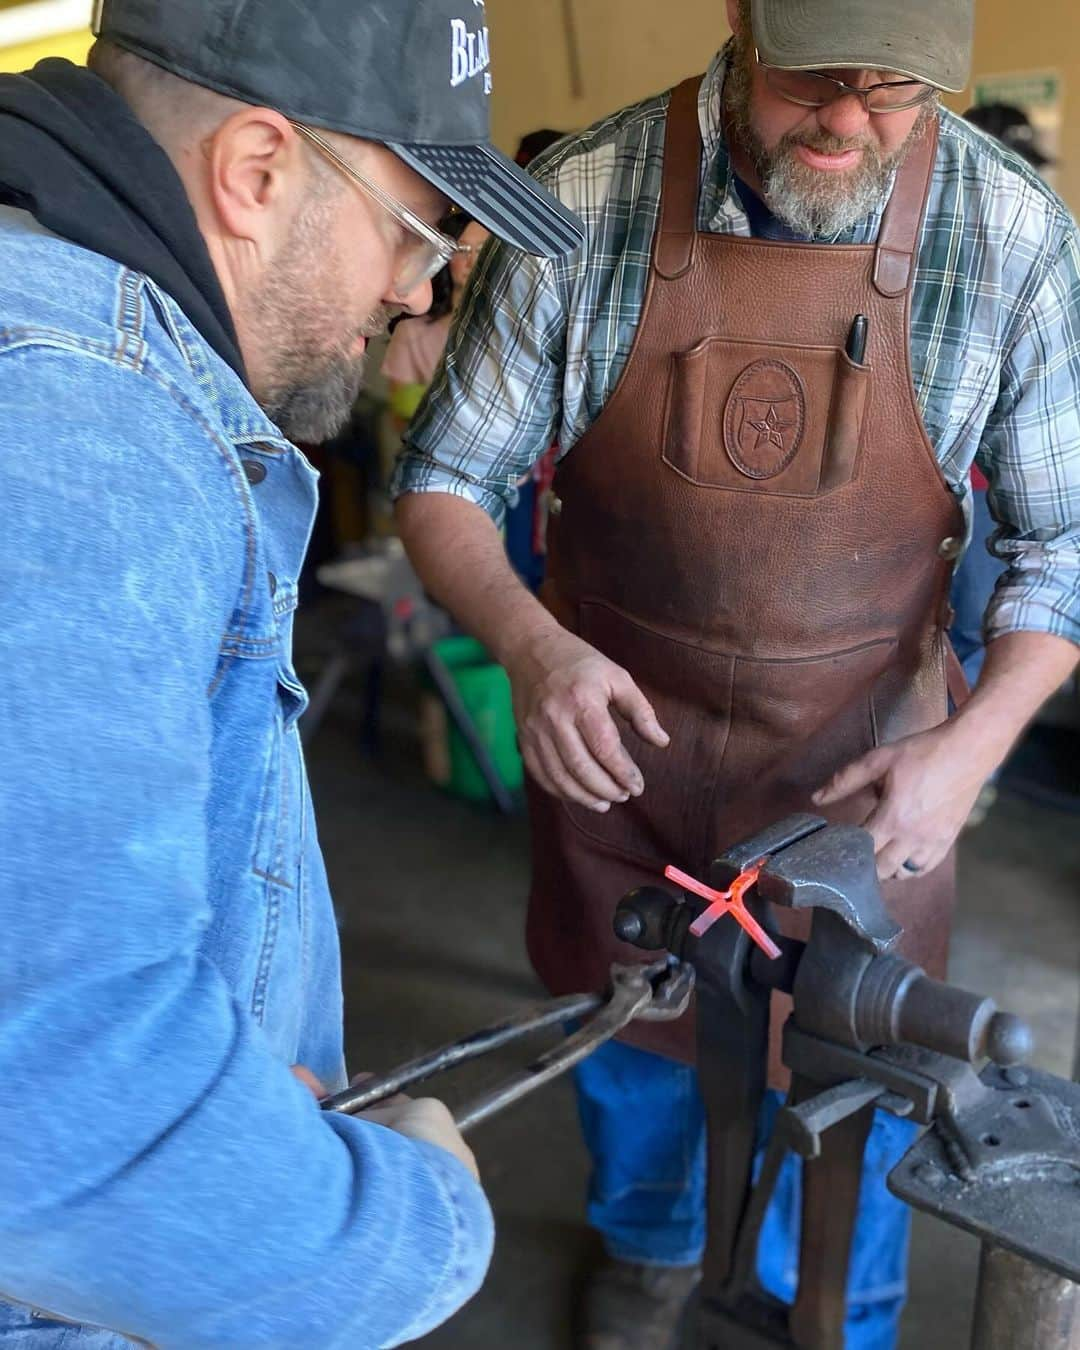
[612,814,1080,1350]
[302,550,515,811]
[324,813,1079,1348]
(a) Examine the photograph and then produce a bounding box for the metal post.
[559,0,584,98]
[971,1245,1080,1350]
[300,651,351,743]
[788,1090,874,1350]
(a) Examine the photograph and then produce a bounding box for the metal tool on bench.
[320,956,694,1132]
[613,812,1079,1350]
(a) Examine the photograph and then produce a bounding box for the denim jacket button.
[268,571,277,596]
[242,459,267,485]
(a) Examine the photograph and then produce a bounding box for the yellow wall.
[0,27,90,73]
[487,0,1077,212]
[0,3,1073,210]
[486,0,731,154]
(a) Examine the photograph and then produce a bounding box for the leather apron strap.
[654,72,940,304]
[873,119,939,297]
[654,77,705,279]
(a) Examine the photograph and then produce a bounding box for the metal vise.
[614,814,1078,1350]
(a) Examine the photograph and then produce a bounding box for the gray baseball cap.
[91,0,584,258]
[751,0,974,93]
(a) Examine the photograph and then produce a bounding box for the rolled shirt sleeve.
[981,225,1080,646]
[390,241,569,526]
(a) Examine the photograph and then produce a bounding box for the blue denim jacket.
[0,207,493,1348]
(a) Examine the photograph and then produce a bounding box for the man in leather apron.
[395,0,1080,1344]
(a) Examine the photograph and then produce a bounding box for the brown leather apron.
[525,78,964,1077]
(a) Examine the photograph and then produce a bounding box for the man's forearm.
[953,630,1079,769]
[397,491,672,808]
[395,491,560,664]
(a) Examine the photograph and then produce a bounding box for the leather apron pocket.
[663,337,870,497]
[710,636,900,848]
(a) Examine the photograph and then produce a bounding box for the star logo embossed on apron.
[747,403,797,452]
[723,359,807,480]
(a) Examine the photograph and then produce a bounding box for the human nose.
[388,276,434,317]
[816,90,872,140]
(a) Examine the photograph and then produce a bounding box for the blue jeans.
[950,489,1007,688]
[574,1040,918,1350]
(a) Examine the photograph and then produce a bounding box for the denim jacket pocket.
[214,464,313,1044]
[242,577,306,883]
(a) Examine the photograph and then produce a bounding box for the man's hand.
[394,494,670,810]
[814,633,1080,879]
[812,720,994,881]
[504,627,669,811]
[294,1067,481,1181]
[361,1096,481,1182]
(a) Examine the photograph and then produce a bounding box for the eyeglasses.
[288,121,468,298]
[756,54,937,115]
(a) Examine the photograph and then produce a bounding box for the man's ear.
[726,0,745,38]
[204,107,298,251]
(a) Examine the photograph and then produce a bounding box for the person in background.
[383,213,491,428]
[964,101,1055,174]
[388,130,568,589]
[516,127,569,167]
[956,102,1057,824]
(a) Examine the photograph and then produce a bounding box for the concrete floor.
[302,661,1080,1350]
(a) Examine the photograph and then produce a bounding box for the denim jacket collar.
[141,278,295,453]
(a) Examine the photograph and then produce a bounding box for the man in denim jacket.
[0,2,582,1345]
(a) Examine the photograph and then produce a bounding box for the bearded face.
[247,189,392,444]
[724,28,936,240]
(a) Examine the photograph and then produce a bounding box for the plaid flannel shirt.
[393,48,1080,645]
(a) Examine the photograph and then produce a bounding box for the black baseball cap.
[964,103,1054,169]
[752,0,974,93]
[90,0,584,259]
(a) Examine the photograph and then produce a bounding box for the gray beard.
[724,41,934,240]
[759,147,897,239]
[261,346,369,445]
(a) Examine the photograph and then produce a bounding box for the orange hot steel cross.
[664,859,782,959]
